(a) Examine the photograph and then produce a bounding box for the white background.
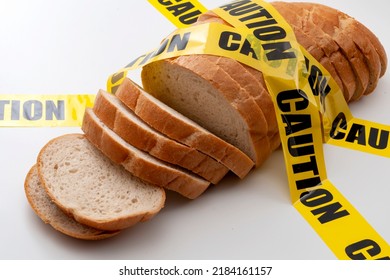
[0,0,389,260]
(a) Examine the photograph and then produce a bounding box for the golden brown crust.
[297,3,378,99]
[82,110,210,199]
[92,90,228,184]
[116,77,255,178]
[272,2,357,102]
[172,55,271,166]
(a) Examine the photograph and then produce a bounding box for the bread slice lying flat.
[37,134,166,231]
[115,78,254,179]
[92,89,228,184]
[24,165,120,240]
[82,109,210,199]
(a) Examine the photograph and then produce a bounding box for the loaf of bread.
[24,1,387,240]
[141,1,387,167]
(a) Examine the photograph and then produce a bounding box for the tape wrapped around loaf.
[140,1,387,168]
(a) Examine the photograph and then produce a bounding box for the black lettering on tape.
[131,31,191,68]
[346,123,366,145]
[220,0,251,12]
[219,0,296,61]
[219,31,241,51]
[296,176,322,190]
[330,112,347,140]
[0,99,65,122]
[46,100,65,121]
[167,2,198,24]
[158,0,173,6]
[293,155,319,175]
[346,239,390,260]
[229,3,259,16]
[368,127,389,150]
[158,1,203,25]
[288,134,315,156]
[330,113,390,150]
[11,100,20,120]
[167,2,195,17]
[253,25,286,41]
[179,10,202,25]
[23,100,42,121]
[240,8,272,23]
[219,31,259,59]
[282,114,312,136]
[246,18,277,29]
[300,188,350,223]
[263,42,296,61]
[0,100,10,120]
[110,70,126,85]
[277,89,309,112]
[305,57,331,112]
[167,32,191,52]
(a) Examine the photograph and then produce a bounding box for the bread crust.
[202,55,277,151]
[82,110,211,199]
[292,3,374,100]
[93,90,228,184]
[172,54,271,166]
[25,165,121,240]
[115,77,255,178]
[272,2,356,102]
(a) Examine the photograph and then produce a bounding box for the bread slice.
[37,133,166,231]
[202,55,273,152]
[24,165,120,240]
[141,56,268,167]
[195,13,280,151]
[92,89,228,184]
[114,77,255,178]
[82,109,210,199]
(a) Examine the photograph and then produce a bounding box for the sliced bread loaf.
[24,165,120,240]
[92,89,228,184]
[114,77,255,179]
[37,133,166,231]
[82,109,211,199]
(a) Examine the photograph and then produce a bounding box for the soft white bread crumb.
[24,165,120,240]
[37,134,166,231]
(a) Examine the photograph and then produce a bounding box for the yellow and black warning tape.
[139,0,390,259]
[2,0,389,259]
[0,94,94,127]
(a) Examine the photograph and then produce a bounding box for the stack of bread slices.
[25,78,255,240]
[24,2,387,240]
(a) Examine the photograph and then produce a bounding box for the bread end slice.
[24,165,120,240]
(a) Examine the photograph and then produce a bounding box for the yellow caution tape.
[143,0,390,259]
[4,0,386,258]
[0,94,95,127]
[147,0,207,28]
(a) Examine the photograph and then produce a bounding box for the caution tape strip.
[147,0,207,28]
[143,0,390,259]
[1,0,389,259]
[0,94,94,127]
